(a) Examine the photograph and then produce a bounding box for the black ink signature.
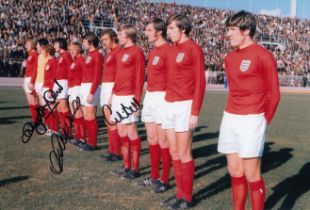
[102,97,141,126]
[21,80,81,175]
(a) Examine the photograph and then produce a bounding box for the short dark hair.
[225,10,256,37]
[148,18,167,39]
[45,44,55,56]
[120,24,137,43]
[37,38,48,47]
[54,38,68,50]
[100,28,118,43]
[83,32,99,48]
[166,14,192,36]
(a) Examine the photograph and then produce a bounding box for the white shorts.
[53,79,68,100]
[100,82,114,107]
[161,100,192,132]
[68,86,81,103]
[34,82,43,95]
[141,91,166,124]
[110,94,139,124]
[80,83,101,107]
[23,77,32,93]
[218,111,267,158]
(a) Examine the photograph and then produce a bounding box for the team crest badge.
[70,63,75,69]
[176,53,185,63]
[45,65,50,71]
[27,56,32,61]
[106,55,111,63]
[152,56,160,65]
[122,54,129,62]
[59,57,63,63]
[86,56,92,63]
[240,60,251,72]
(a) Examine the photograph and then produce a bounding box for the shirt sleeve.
[261,52,281,124]
[134,50,145,104]
[90,53,103,95]
[191,46,206,116]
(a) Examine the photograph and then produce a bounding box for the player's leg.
[175,131,195,208]
[136,122,160,186]
[152,124,171,193]
[122,122,141,179]
[81,105,97,151]
[244,158,265,210]
[160,128,181,207]
[227,153,247,210]
[103,105,121,159]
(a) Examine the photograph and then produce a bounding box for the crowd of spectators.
[1,0,309,79]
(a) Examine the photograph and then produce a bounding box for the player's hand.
[189,115,198,131]
[108,95,112,106]
[87,94,94,104]
[28,82,34,91]
[22,60,27,68]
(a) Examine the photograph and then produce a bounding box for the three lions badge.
[176,53,185,63]
[240,60,251,72]
[152,56,160,65]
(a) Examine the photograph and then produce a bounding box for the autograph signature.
[21,79,81,175]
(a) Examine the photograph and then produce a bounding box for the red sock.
[49,111,59,132]
[120,136,131,169]
[149,144,161,180]
[73,118,81,139]
[44,109,50,128]
[131,137,141,172]
[29,105,38,123]
[231,176,248,210]
[249,178,266,210]
[160,148,171,184]
[59,112,66,134]
[85,119,98,148]
[107,129,114,154]
[78,117,86,140]
[110,129,121,156]
[173,160,183,199]
[182,160,195,202]
[63,111,72,137]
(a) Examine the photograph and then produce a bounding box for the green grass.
[0,87,309,210]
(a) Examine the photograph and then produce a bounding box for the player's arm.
[262,52,281,124]
[134,50,145,104]
[89,53,102,95]
[191,46,206,117]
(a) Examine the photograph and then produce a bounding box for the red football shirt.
[25,51,38,77]
[165,39,206,116]
[102,46,121,83]
[68,55,84,87]
[82,49,103,95]
[113,45,145,103]
[55,51,72,80]
[224,43,281,124]
[146,42,169,91]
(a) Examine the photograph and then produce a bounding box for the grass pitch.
[0,87,309,210]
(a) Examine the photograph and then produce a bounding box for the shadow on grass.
[0,115,30,125]
[265,161,310,210]
[0,176,30,187]
[0,106,29,111]
[193,142,294,206]
[193,131,219,143]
